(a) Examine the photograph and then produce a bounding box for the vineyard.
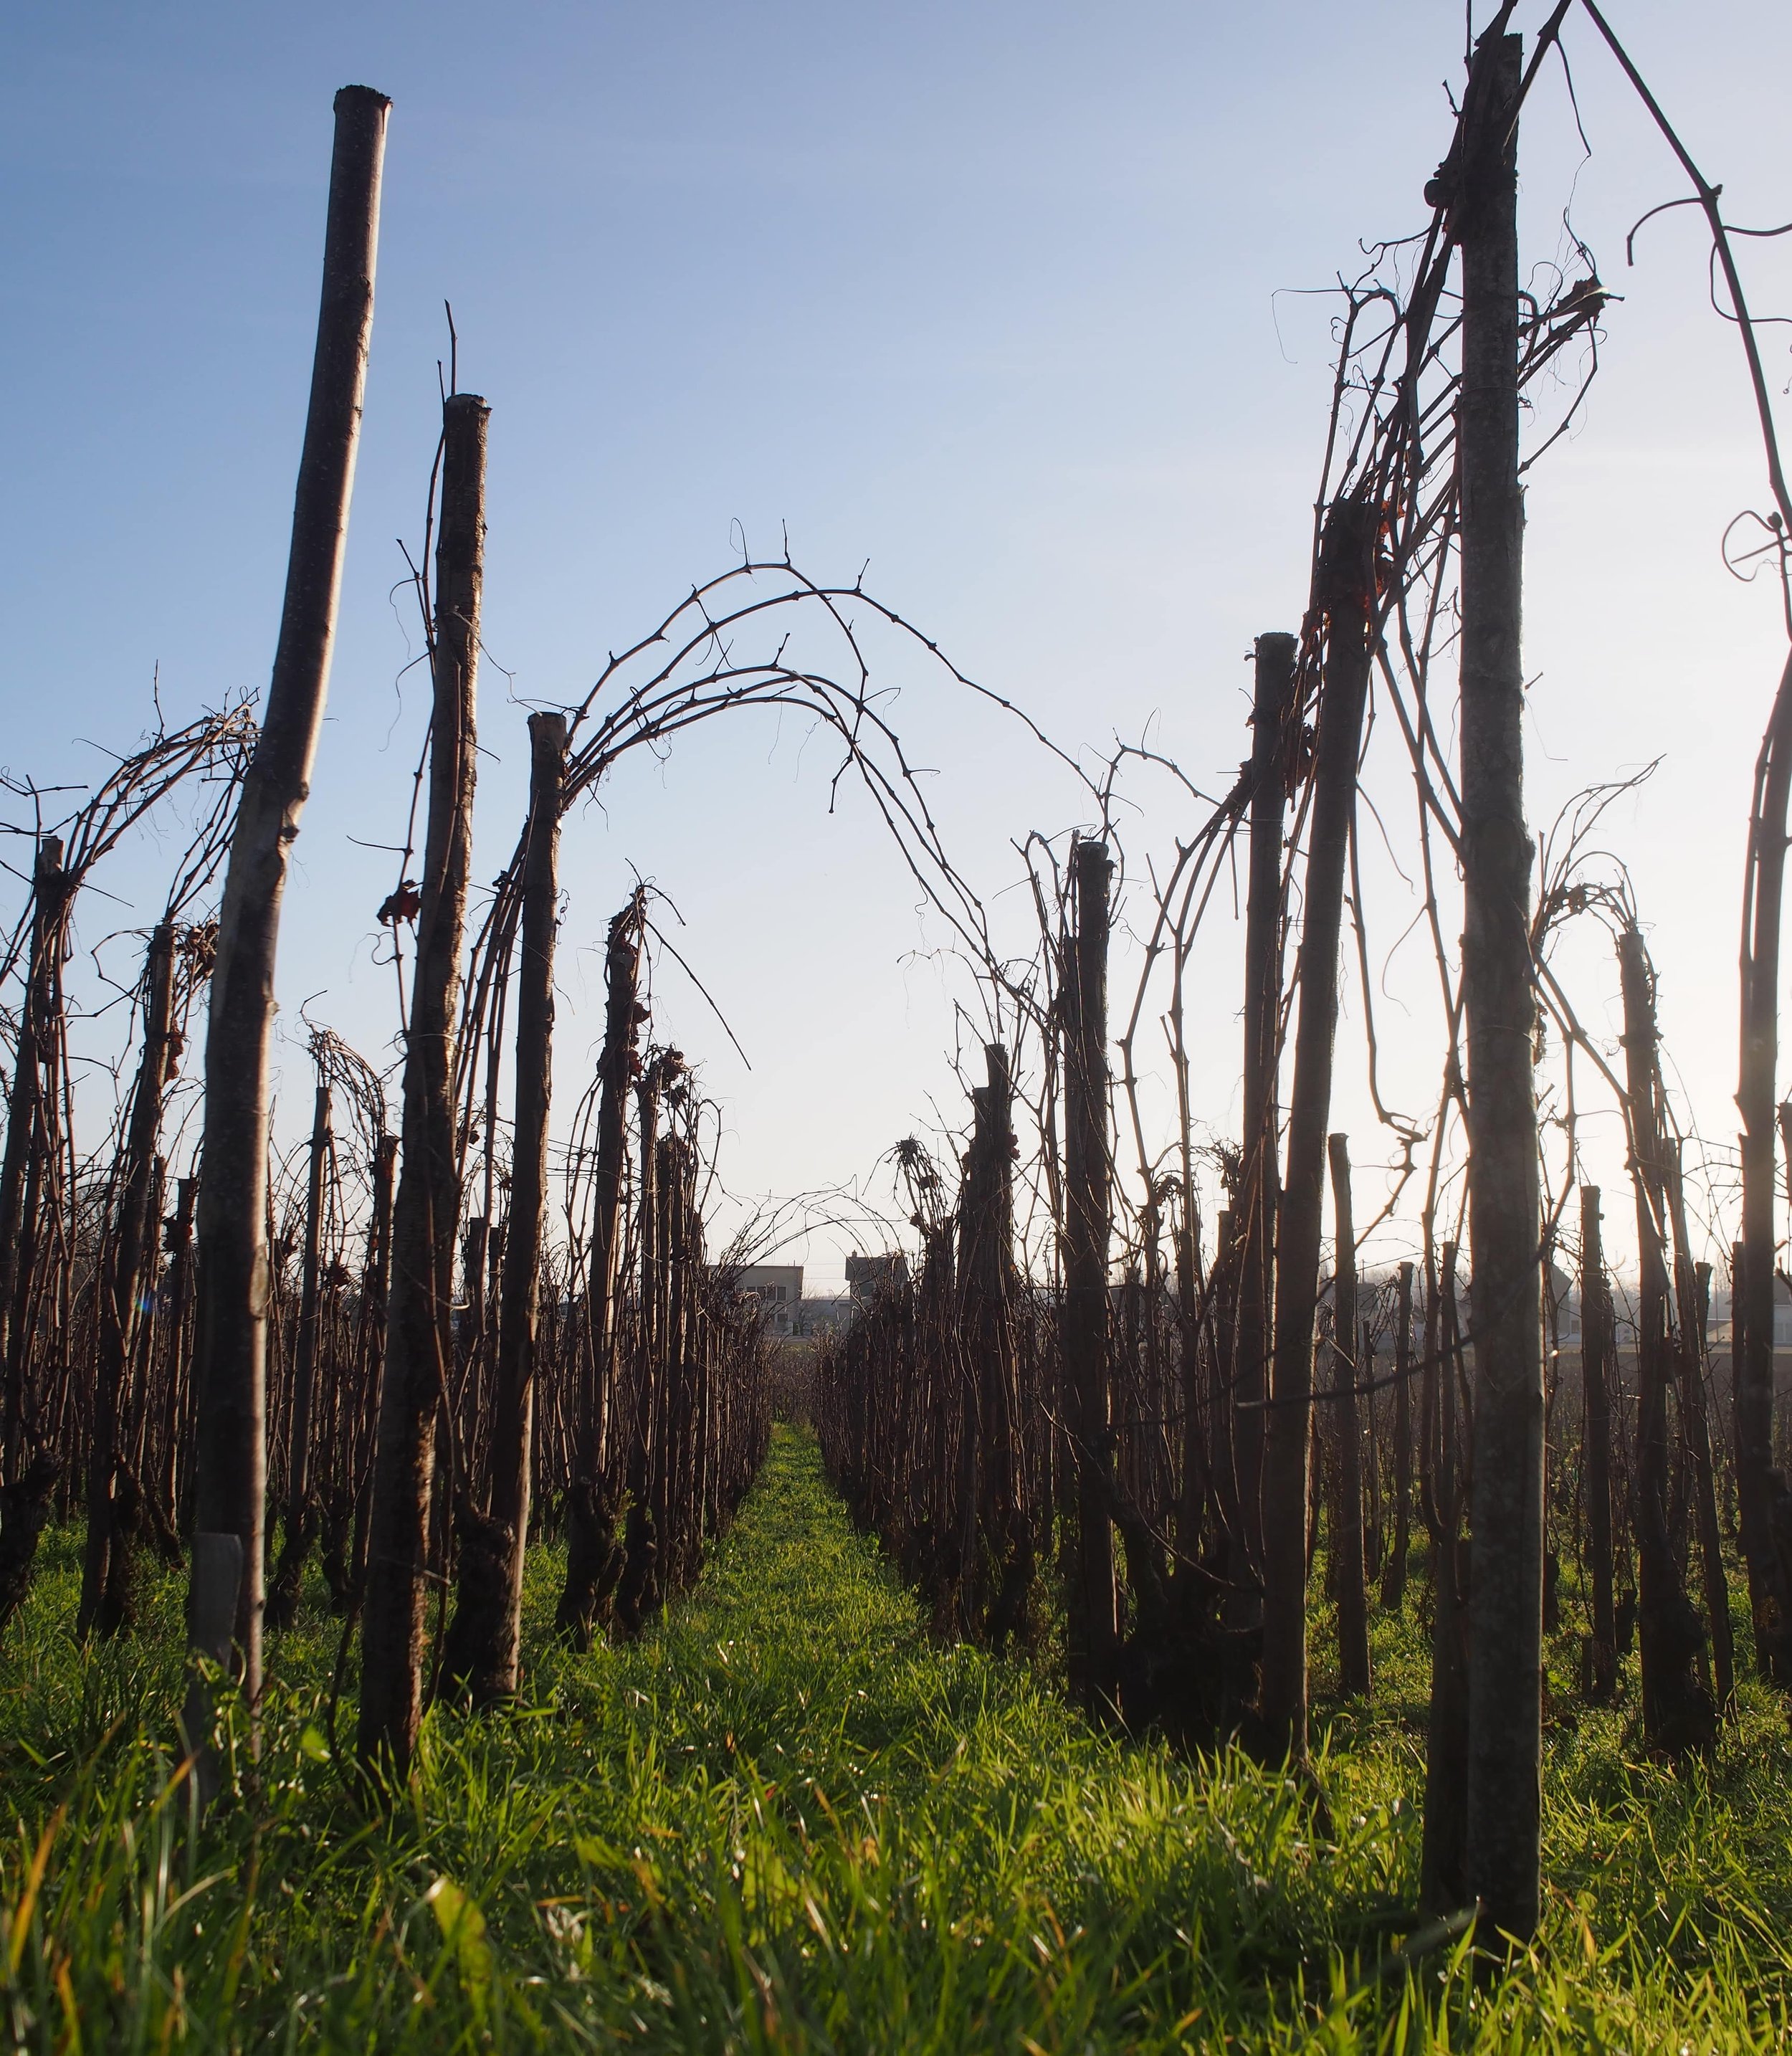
[4,4,1792,2050]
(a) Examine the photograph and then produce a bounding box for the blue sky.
[5,2,1791,1280]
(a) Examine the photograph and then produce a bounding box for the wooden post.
[556,896,644,1645]
[1231,633,1295,1588]
[267,1074,332,1632]
[1175,1208,1206,1579]
[1258,500,1375,1761]
[1456,28,1543,1941]
[345,1131,397,1599]
[448,710,566,1704]
[1665,1153,1733,1708]
[588,900,645,1481]
[1420,1242,1470,1913]
[1738,652,1792,1683]
[614,1063,668,1639]
[1381,1261,1415,1609]
[952,1042,1019,1632]
[1729,1238,1746,1546]
[952,1082,991,1625]
[0,837,69,1486]
[974,1044,1026,1642]
[1619,923,1716,1753]
[1328,1135,1371,1699]
[161,1174,199,1529]
[183,87,389,1757]
[1062,837,1117,1709]
[357,389,487,1781]
[1579,1187,1618,1700]
[80,920,176,1636]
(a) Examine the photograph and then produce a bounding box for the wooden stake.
[1328,1135,1371,1699]
[1380,1261,1415,1609]
[1062,837,1117,1710]
[1737,653,1792,1683]
[1456,28,1543,1941]
[556,895,644,1646]
[358,389,487,1781]
[80,920,176,1636]
[267,1075,332,1632]
[1231,632,1295,1592]
[1619,923,1716,1754]
[1578,1186,1617,1700]
[447,711,566,1704]
[1259,500,1374,1761]
[184,85,389,1757]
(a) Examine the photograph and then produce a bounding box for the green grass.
[0,1430,1785,2050]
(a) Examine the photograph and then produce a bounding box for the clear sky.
[5,2,1791,1284]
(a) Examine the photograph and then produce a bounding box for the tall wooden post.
[450,711,565,1704]
[1738,652,1792,1683]
[1579,1187,1617,1700]
[975,1044,1022,1627]
[1619,924,1715,1753]
[1063,837,1117,1708]
[1258,500,1375,1760]
[184,87,389,1755]
[1421,1243,1471,1912]
[1328,1135,1371,1699]
[81,920,176,1636]
[160,1175,199,1528]
[1381,1261,1415,1609]
[556,895,644,1645]
[0,837,69,1486]
[1456,28,1543,1941]
[358,389,487,1780]
[1231,633,1295,1584]
[267,1074,332,1632]
[1665,1152,1733,1708]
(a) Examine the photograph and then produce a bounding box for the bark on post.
[183,87,389,1756]
[953,1081,992,1625]
[267,1075,331,1632]
[556,895,644,1645]
[971,1044,1026,1645]
[1619,924,1716,1754]
[1328,1135,1371,1699]
[615,1062,671,1638]
[80,920,176,1637]
[1381,1261,1415,1609]
[1730,1239,1745,1536]
[1258,500,1375,1761]
[1737,649,1792,1683]
[161,1176,199,1528]
[1578,1186,1618,1701]
[346,1131,398,1598]
[1062,837,1117,1710]
[0,837,69,1485]
[1175,1209,1206,1577]
[1454,28,1543,1942]
[446,711,565,1705]
[1665,1153,1733,1708]
[1231,633,1296,1594]
[1420,1243,1471,1913]
[357,389,487,1781]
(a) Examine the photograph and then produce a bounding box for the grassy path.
[0,1427,1786,2049]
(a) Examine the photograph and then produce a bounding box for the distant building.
[1677,1272,1792,1349]
[737,1264,803,1337]
[844,1250,907,1305]
[1543,1265,1792,1351]
[793,1296,857,1338]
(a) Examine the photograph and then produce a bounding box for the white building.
[738,1264,803,1337]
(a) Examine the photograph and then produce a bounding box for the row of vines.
[1,4,1788,1958]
